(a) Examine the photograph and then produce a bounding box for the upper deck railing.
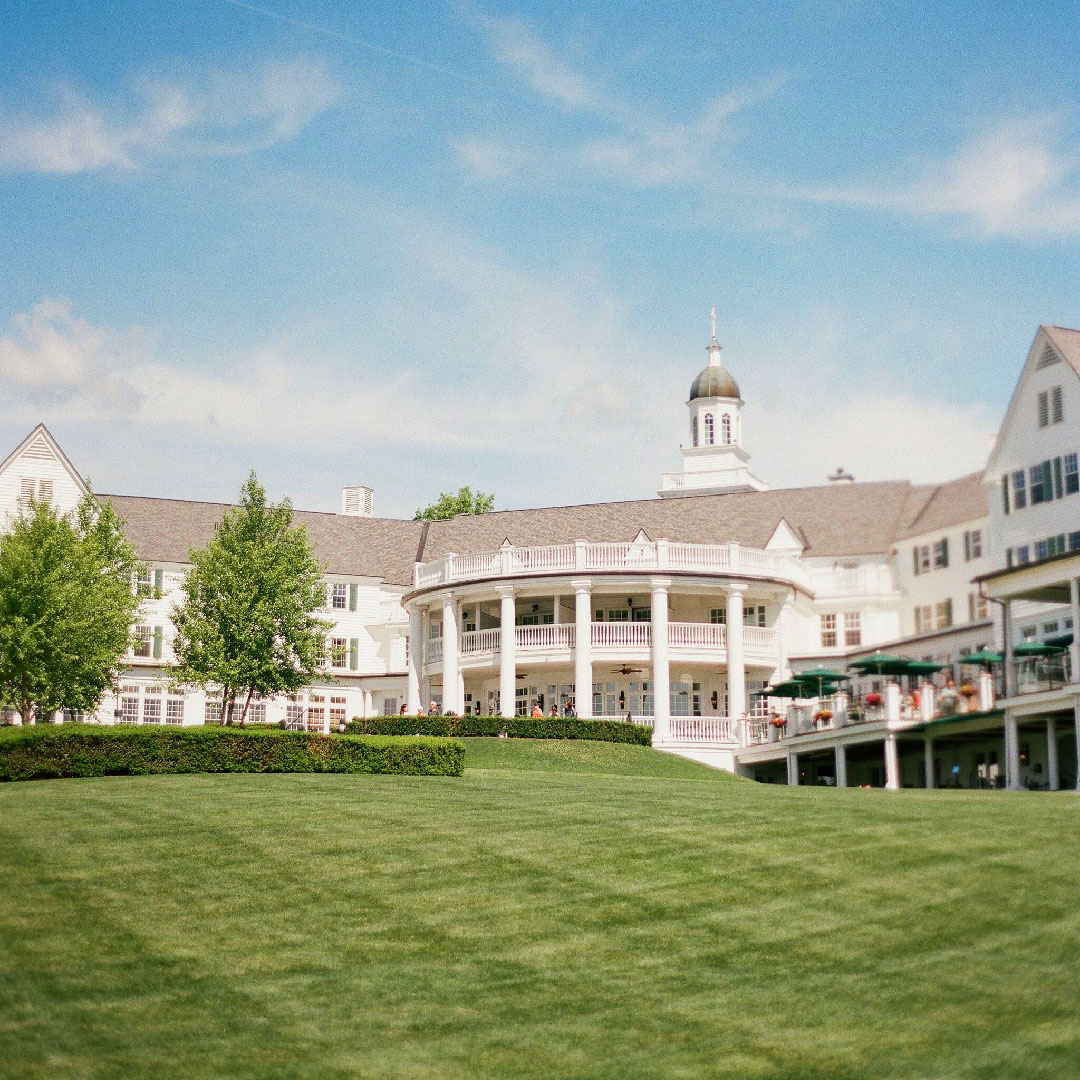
[414,539,811,593]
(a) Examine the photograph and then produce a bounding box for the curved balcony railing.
[669,717,736,743]
[414,539,810,593]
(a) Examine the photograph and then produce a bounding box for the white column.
[919,682,935,722]
[835,743,848,788]
[651,578,671,743]
[441,593,459,714]
[924,736,935,789]
[498,586,516,719]
[552,595,561,625]
[1070,578,1080,684]
[978,669,995,712]
[778,590,794,681]
[786,749,798,786]
[726,585,747,724]
[407,606,422,714]
[884,734,900,790]
[884,682,901,723]
[362,689,373,718]
[1003,599,1015,698]
[573,579,592,718]
[1004,713,1021,790]
[1047,718,1059,791]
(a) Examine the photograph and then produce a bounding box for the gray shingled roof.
[101,495,423,586]
[417,480,936,561]
[894,471,988,541]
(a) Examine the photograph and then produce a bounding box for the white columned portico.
[923,736,935,789]
[441,593,460,714]
[834,743,847,788]
[407,606,422,714]
[498,586,516,719]
[884,733,900,790]
[1004,713,1021,790]
[726,584,747,724]
[651,577,671,743]
[1002,599,1015,698]
[1046,718,1059,791]
[572,579,592,718]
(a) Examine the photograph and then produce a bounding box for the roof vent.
[341,486,373,517]
[1036,342,1060,369]
[827,467,855,484]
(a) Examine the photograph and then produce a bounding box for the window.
[932,538,948,569]
[1035,538,1049,561]
[721,414,731,444]
[704,413,714,445]
[120,693,139,723]
[329,696,347,727]
[747,680,770,718]
[963,529,982,561]
[1038,390,1049,427]
[820,614,837,648]
[166,698,185,725]
[132,625,152,658]
[143,696,162,724]
[1016,545,1030,566]
[1012,470,1026,509]
[382,698,398,716]
[17,478,52,508]
[1030,461,1053,504]
[133,567,153,596]
[308,694,325,728]
[709,607,725,624]
[248,702,266,723]
[843,612,862,647]
[204,692,222,722]
[968,592,987,622]
[913,545,930,575]
[743,605,766,627]
[285,703,304,728]
[1065,453,1078,495]
[935,599,953,630]
[1051,385,1063,423]
[38,480,53,504]
[331,583,347,610]
[692,415,699,446]
[330,637,348,668]
[1070,531,1080,552]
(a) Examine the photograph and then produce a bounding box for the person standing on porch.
[531,702,543,718]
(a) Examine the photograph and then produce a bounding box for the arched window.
[692,415,699,447]
[704,413,714,445]
[721,414,731,444]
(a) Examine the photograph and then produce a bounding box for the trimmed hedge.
[346,715,653,746]
[0,724,463,782]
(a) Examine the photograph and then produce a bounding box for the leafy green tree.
[0,492,140,725]
[414,486,495,520]
[172,473,330,725]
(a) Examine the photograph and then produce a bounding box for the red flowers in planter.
[865,693,883,706]
[814,709,833,722]
[769,714,787,728]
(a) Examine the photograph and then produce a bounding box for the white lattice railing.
[591,621,652,647]
[668,622,725,649]
[414,540,809,592]
[745,719,771,745]
[460,628,500,655]
[424,638,443,664]
[515,624,575,649]
[668,717,736,743]
[743,626,779,652]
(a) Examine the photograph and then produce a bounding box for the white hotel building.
[3,322,1078,790]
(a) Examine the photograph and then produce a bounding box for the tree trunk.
[20,679,32,727]
[222,690,235,726]
[236,688,255,727]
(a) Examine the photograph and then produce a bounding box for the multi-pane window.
[932,539,948,569]
[1065,453,1079,495]
[1016,545,1030,566]
[329,696,347,727]
[1012,470,1027,508]
[703,413,714,445]
[843,612,862,647]
[913,545,930,575]
[692,415,699,446]
[248,702,266,723]
[747,681,770,718]
[709,607,725,624]
[963,530,982,561]
[330,637,348,668]
[132,625,152,657]
[382,697,398,715]
[133,566,153,596]
[143,696,162,724]
[743,605,766,627]
[331,583,348,610]
[935,599,953,630]
[914,604,933,633]
[820,614,837,648]
[120,687,139,723]
[1035,538,1049,561]
[1030,462,1049,504]
[1071,531,1080,552]
[721,414,732,444]
[968,592,987,622]
[204,692,222,723]
[166,698,185,724]
[308,694,326,728]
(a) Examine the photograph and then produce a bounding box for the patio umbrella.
[904,660,945,677]
[1045,632,1073,649]
[794,667,850,698]
[753,680,811,699]
[1013,640,1067,657]
[847,652,910,676]
[958,649,1003,666]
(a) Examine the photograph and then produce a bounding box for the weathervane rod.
[710,302,717,340]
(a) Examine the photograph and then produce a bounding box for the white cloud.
[455,6,786,187]
[792,113,1080,238]
[0,57,339,175]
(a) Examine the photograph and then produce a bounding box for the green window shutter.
[940,538,948,568]
[349,583,358,612]
[153,626,163,659]
[154,568,163,592]
[912,547,919,575]
[349,639,359,671]
[1043,460,1053,499]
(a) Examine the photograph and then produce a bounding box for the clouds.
[0,57,339,175]
[793,113,1080,239]
[455,5,787,188]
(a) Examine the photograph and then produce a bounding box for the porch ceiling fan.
[611,665,644,675]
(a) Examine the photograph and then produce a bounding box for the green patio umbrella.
[904,660,945,677]
[1013,640,1067,657]
[1045,632,1073,649]
[753,680,811,699]
[847,652,909,676]
[794,667,850,698]
[958,648,1003,666]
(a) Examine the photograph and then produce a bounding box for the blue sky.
[3,0,1080,517]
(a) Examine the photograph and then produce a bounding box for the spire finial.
[709,302,717,341]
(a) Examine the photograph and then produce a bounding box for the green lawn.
[1,737,1078,1080]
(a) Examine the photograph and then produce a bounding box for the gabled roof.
[894,471,988,541]
[101,494,423,586]
[0,423,90,496]
[1043,325,1080,379]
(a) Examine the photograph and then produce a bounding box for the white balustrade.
[743,625,779,652]
[460,628,500,655]
[591,621,652,647]
[668,716,736,743]
[424,638,443,664]
[745,719,771,745]
[515,624,575,650]
[667,622,726,649]
[413,540,809,592]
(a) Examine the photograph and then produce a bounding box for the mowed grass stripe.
[1,738,1078,1079]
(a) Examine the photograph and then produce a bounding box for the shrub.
[0,724,463,782]
[346,715,653,746]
